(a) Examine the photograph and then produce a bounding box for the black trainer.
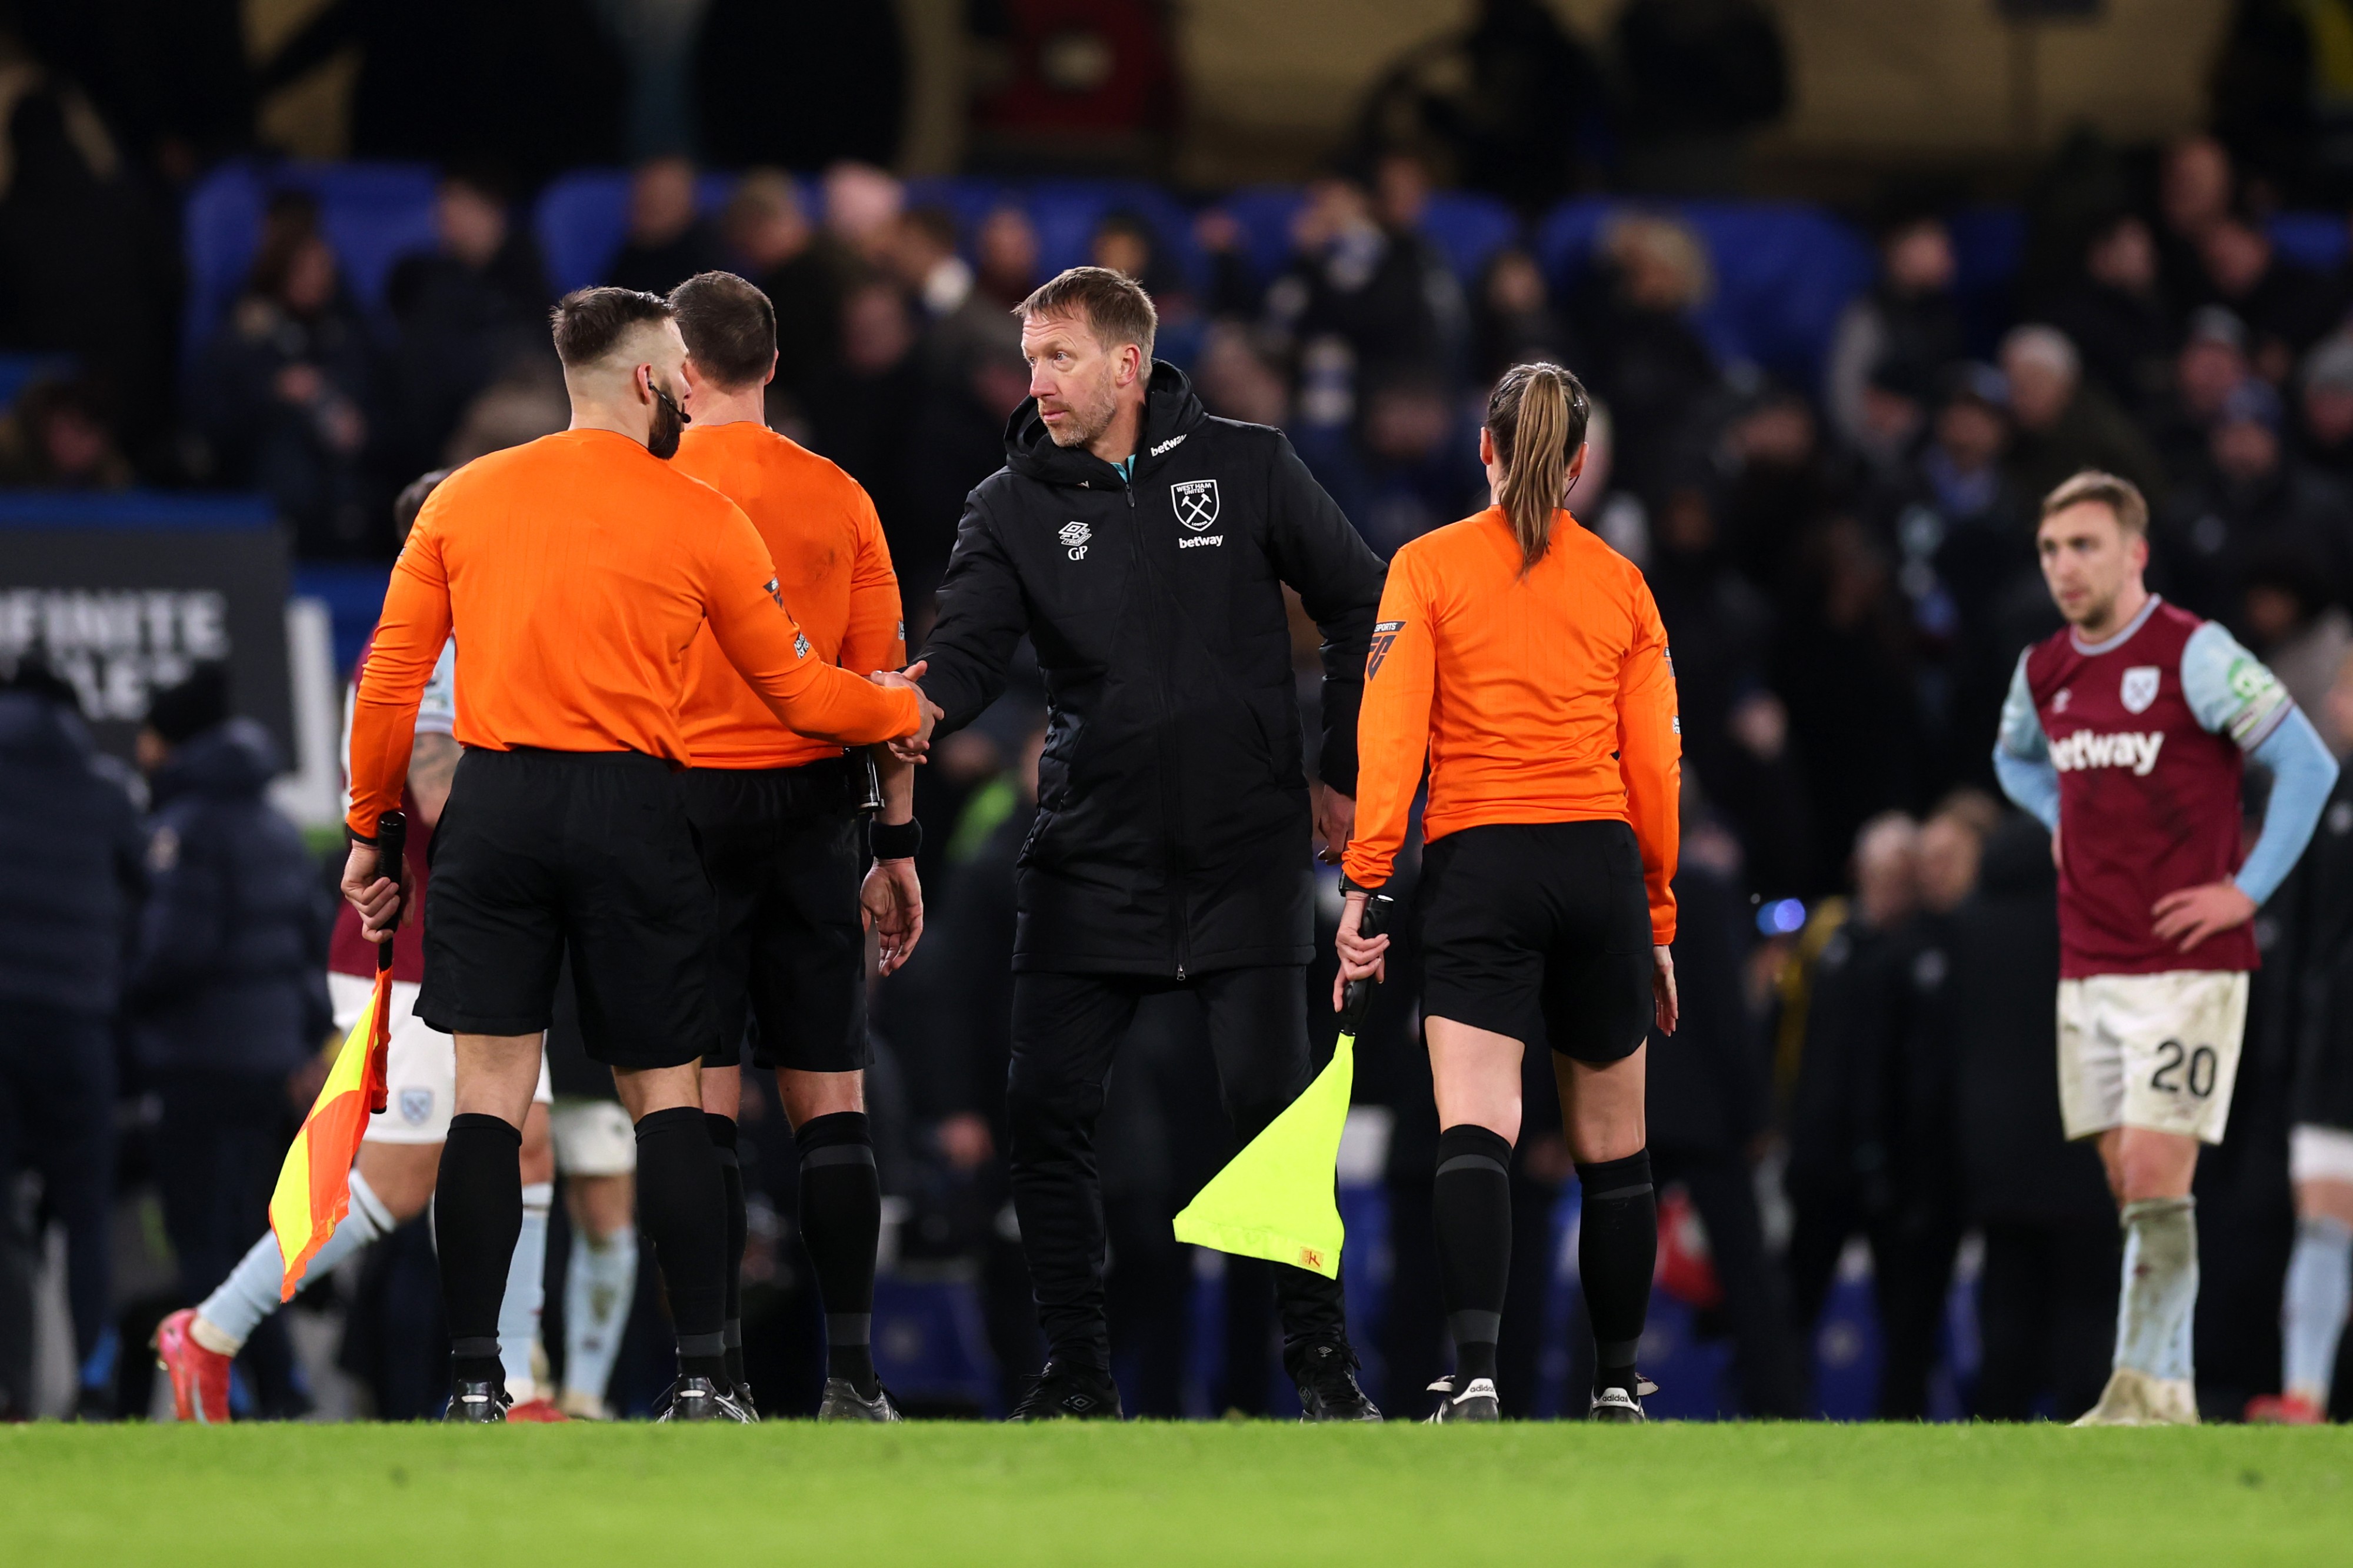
[1288,1341,1383,1422]
[1423,1374,1500,1423]
[1006,1360,1123,1421]
[818,1379,903,1422]
[443,1380,509,1423]
[658,1376,756,1423]
[1589,1372,1657,1423]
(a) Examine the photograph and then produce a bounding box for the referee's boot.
[656,1376,756,1423]
[818,1378,903,1422]
[444,1380,511,1423]
[1422,1375,1500,1423]
[1006,1359,1123,1421]
[1588,1372,1658,1423]
[1288,1340,1383,1422]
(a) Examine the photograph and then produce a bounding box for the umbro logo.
[1059,521,1091,560]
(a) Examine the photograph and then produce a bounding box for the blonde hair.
[1486,362,1591,573]
[2041,469,2148,537]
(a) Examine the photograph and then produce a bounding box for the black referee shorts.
[417,747,717,1070]
[1416,819,1655,1065]
[682,758,870,1075]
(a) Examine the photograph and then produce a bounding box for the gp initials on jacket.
[2049,729,2165,776]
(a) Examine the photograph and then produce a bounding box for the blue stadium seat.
[532,169,746,297]
[871,1272,997,1413]
[181,159,439,356]
[2271,210,2347,273]
[1217,184,1521,294]
[901,176,1209,295]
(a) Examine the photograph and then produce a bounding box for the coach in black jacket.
[918,267,1388,1420]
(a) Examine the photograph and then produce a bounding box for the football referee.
[918,267,1389,1420]
[342,286,934,1422]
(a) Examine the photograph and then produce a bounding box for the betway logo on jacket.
[2051,729,2165,776]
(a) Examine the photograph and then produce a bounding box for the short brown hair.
[1015,265,1156,362]
[2041,469,2148,537]
[551,286,671,368]
[669,271,775,391]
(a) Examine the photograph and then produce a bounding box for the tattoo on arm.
[407,732,460,825]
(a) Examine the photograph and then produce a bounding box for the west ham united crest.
[399,1087,434,1126]
[1172,479,1220,531]
[2120,665,2160,715]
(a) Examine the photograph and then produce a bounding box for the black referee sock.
[1577,1147,1656,1395]
[436,1112,523,1389]
[796,1111,881,1397]
[706,1113,747,1390]
[634,1106,729,1382]
[1434,1124,1515,1387]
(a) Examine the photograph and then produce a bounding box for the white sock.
[501,1182,554,1400]
[196,1170,395,1352]
[563,1223,636,1404]
[2116,1197,2198,1382]
[2282,1215,2353,1403]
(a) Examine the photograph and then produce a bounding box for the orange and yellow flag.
[266,969,394,1300]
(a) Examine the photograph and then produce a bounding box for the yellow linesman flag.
[269,810,404,1301]
[1172,1030,1354,1278]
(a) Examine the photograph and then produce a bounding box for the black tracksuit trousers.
[1008,965,1349,1369]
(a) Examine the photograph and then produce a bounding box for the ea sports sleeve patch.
[1367,620,1405,680]
[2182,621,2292,751]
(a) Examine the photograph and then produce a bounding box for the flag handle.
[1337,892,1395,1036]
[374,809,406,975]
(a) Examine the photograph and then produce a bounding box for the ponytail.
[1486,362,1591,574]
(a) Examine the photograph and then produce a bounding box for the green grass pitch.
[8,1422,2352,1565]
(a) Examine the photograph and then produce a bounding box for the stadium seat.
[532,169,750,298]
[1218,185,1520,294]
[871,1273,997,1415]
[2270,209,2347,273]
[181,159,439,356]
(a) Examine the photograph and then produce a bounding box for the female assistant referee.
[1337,362,1680,1423]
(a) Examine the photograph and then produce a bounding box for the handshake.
[871,659,944,763]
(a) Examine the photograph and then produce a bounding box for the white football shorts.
[329,972,551,1145]
[2057,969,2248,1145]
[549,1099,638,1177]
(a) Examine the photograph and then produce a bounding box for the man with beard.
[916,266,1389,1420]
[338,286,935,1421]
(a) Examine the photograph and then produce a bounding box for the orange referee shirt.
[346,428,919,837]
[1343,506,1682,943]
[671,420,905,769]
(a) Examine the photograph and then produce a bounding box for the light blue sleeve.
[2179,621,2294,750]
[2233,706,2339,905]
[1991,649,2060,830]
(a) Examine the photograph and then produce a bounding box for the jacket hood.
[152,716,282,803]
[0,690,92,766]
[1004,360,1208,488]
[1977,813,2057,899]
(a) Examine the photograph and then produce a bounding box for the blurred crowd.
[14,3,2353,1422]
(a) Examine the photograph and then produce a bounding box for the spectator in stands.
[1301,369,1478,556]
[2158,378,2353,628]
[0,375,134,489]
[2155,134,2236,306]
[603,156,724,296]
[904,341,1033,634]
[892,205,975,321]
[2294,331,2353,483]
[1783,812,1921,1397]
[821,162,905,271]
[1091,210,1191,316]
[974,205,1042,309]
[440,357,569,468]
[721,171,850,422]
[1646,809,1806,1416]
[1472,247,1569,382]
[1190,321,1292,428]
[1611,0,1791,195]
[2195,212,2341,384]
[1265,171,1459,413]
[0,658,144,1417]
[1572,213,1723,503]
[128,665,332,1417]
[189,194,382,558]
[1952,813,2117,1420]
[1719,388,1849,608]
[1898,364,2028,628]
[2041,213,2178,428]
[1646,485,1777,839]
[1849,358,1931,487]
[0,84,176,453]
[1998,324,2167,507]
[806,277,925,599]
[383,165,552,477]
[2152,306,2253,485]
[2240,551,2353,752]
[1827,212,1967,457]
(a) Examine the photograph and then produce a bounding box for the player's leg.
[1003,970,1141,1418]
[2259,1129,2353,1422]
[551,1096,638,1420]
[1194,963,1378,1420]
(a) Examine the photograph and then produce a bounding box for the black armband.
[869,818,922,861]
[1338,873,1385,899]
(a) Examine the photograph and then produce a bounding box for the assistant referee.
[1337,361,1681,1424]
[342,286,934,1422]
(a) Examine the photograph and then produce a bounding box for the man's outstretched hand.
[1313,783,1355,867]
[874,659,941,763]
[2152,880,2257,952]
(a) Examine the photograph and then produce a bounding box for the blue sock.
[2116,1197,2198,1382]
[2283,1215,2353,1402]
[563,1223,636,1406]
[500,1182,553,1398]
[197,1170,394,1350]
